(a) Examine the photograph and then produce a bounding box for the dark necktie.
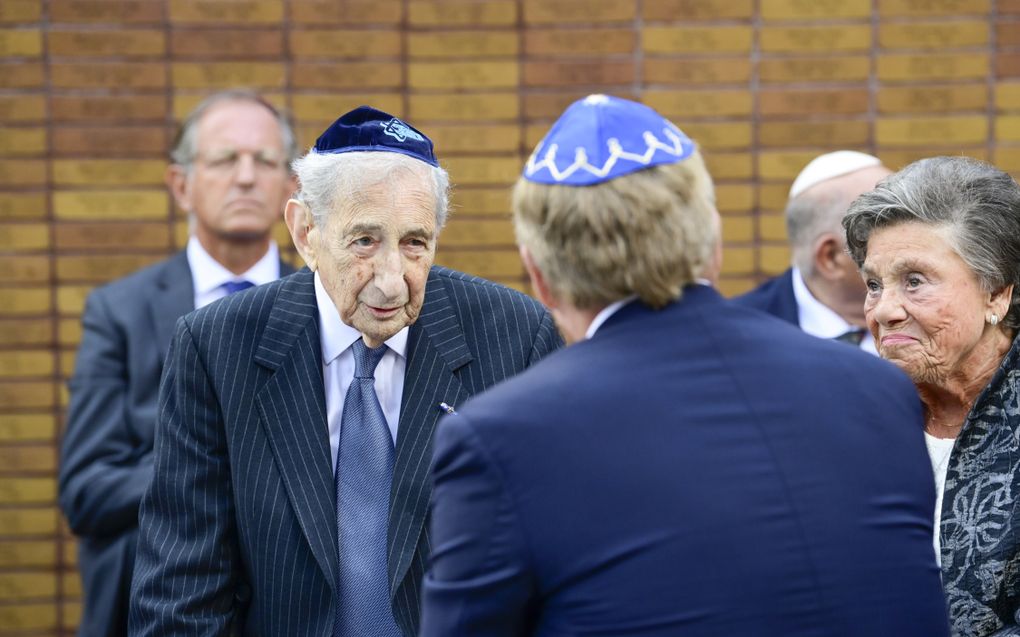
[834,329,866,346]
[222,280,255,295]
[335,338,401,637]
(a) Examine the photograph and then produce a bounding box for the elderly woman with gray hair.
[843,156,1020,637]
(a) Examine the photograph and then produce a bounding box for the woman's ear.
[990,283,1014,321]
[285,199,318,271]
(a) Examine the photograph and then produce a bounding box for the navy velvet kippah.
[313,106,439,167]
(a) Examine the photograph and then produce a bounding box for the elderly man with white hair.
[129,106,561,636]
[735,150,891,351]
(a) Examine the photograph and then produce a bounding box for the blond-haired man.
[420,95,948,637]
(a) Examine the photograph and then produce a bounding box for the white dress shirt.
[314,272,408,475]
[791,267,877,355]
[186,236,281,310]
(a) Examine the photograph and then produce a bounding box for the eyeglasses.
[194,148,286,172]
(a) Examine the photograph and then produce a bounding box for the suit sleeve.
[529,309,563,365]
[129,317,239,636]
[58,288,153,538]
[420,413,535,637]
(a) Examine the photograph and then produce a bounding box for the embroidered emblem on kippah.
[525,126,690,183]
[380,118,424,143]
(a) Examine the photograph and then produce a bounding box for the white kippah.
[788,150,883,198]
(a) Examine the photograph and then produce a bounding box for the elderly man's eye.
[352,237,374,247]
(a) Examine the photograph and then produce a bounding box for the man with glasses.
[58,89,297,637]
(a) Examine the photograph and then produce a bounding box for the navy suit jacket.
[422,285,949,637]
[129,266,561,636]
[57,251,293,637]
[732,267,799,325]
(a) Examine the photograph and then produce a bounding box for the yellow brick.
[876,115,987,146]
[170,0,284,23]
[63,570,82,597]
[290,30,401,59]
[879,20,987,49]
[56,254,163,282]
[0,572,57,600]
[428,124,520,153]
[48,29,165,56]
[57,285,91,315]
[722,216,754,243]
[409,31,518,58]
[0,445,54,472]
[0,288,49,314]
[760,120,870,148]
[880,0,990,16]
[716,184,754,213]
[0,60,42,88]
[292,62,402,90]
[761,25,871,53]
[0,126,45,155]
[409,1,517,26]
[0,0,41,22]
[0,477,55,504]
[53,159,166,187]
[682,122,752,150]
[0,542,55,568]
[435,249,522,279]
[409,93,519,121]
[526,28,634,55]
[0,351,52,377]
[759,183,790,210]
[643,0,755,21]
[50,62,165,89]
[0,255,49,283]
[0,94,44,122]
[59,317,82,346]
[0,508,56,535]
[718,277,756,297]
[759,55,870,83]
[445,156,521,186]
[721,246,754,275]
[993,147,1020,173]
[0,159,45,186]
[761,0,871,20]
[61,350,76,376]
[643,26,753,54]
[758,214,788,242]
[704,152,753,180]
[644,90,753,118]
[409,61,519,90]
[879,84,988,114]
[0,193,45,219]
[998,84,1020,112]
[881,148,987,170]
[292,93,403,122]
[53,191,168,220]
[453,188,512,215]
[997,115,1020,142]
[878,53,988,82]
[440,218,515,247]
[0,224,47,250]
[172,62,285,89]
[524,0,635,23]
[0,602,57,631]
[290,0,401,24]
[644,58,753,85]
[0,29,41,56]
[757,151,821,181]
[760,245,792,274]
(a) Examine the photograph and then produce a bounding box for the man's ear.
[165,164,190,214]
[812,233,849,281]
[520,245,556,310]
[285,199,318,271]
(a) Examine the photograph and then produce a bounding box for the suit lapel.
[151,251,194,366]
[253,269,339,596]
[388,270,473,592]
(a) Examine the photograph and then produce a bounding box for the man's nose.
[235,153,256,186]
[373,249,405,300]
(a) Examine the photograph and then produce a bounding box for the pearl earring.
[989,314,1000,326]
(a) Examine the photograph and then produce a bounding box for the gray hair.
[170,89,299,169]
[291,150,450,231]
[843,156,1020,329]
[786,185,854,274]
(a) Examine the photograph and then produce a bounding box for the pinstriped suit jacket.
[129,266,561,636]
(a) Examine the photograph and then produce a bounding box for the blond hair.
[512,151,717,310]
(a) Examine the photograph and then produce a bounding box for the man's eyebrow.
[346,223,383,235]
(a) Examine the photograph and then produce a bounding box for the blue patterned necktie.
[335,338,401,637]
[222,280,255,295]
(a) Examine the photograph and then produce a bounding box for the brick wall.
[1,0,1017,633]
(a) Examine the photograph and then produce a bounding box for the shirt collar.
[313,270,409,365]
[791,266,857,339]
[585,295,638,339]
[187,235,280,296]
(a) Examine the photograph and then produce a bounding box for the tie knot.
[222,280,255,295]
[351,338,386,378]
[834,329,866,346]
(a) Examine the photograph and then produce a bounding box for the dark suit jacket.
[731,267,799,325]
[57,251,294,637]
[421,285,949,637]
[128,266,561,636]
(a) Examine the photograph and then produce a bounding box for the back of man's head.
[513,95,719,311]
[786,151,891,275]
